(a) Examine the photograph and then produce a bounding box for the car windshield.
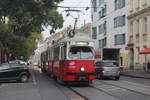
[96,61,118,67]
[69,47,94,60]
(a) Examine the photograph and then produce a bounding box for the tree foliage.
[0,0,64,60]
[0,0,64,37]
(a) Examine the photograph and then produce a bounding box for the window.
[130,22,133,35]
[99,40,102,48]
[61,43,67,60]
[92,27,97,39]
[0,64,10,70]
[54,46,60,60]
[99,5,106,19]
[115,34,126,45]
[69,47,94,60]
[144,17,147,33]
[136,20,139,33]
[115,0,125,10]
[102,37,107,47]
[99,37,107,48]
[99,21,106,34]
[114,15,126,28]
[96,61,118,67]
[91,14,93,21]
[92,0,97,12]
[143,33,147,42]
[136,34,139,43]
[136,47,140,63]
[99,0,105,6]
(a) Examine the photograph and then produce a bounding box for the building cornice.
[127,7,150,19]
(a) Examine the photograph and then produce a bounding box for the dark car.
[95,60,120,80]
[0,63,31,82]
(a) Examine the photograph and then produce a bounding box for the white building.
[91,0,129,68]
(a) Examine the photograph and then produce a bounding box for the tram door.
[60,43,67,78]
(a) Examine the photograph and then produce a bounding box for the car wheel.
[98,73,103,80]
[115,76,120,80]
[20,75,28,83]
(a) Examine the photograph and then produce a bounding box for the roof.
[54,32,95,44]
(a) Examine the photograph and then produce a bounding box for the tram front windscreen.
[69,47,94,60]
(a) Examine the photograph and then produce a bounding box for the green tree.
[26,32,43,57]
[0,0,64,60]
[0,0,64,37]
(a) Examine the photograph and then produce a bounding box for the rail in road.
[93,79,150,100]
[34,65,150,100]
[1,66,150,100]
[55,78,150,100]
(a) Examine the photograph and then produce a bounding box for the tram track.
[43,72,121,100]
[35,69,150,100]
[95,79,150,98]
[43,74,89,100]
[90,84,123,100]
[46,75,120,100]
[67,86,90,100]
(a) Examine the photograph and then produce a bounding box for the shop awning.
[139,47,150,54]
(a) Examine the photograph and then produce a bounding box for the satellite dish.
[67,30,75,38]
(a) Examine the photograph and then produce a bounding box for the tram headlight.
[80,67,85,72]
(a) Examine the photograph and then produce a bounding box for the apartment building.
[128,0,150,68]
[91,0,128,68]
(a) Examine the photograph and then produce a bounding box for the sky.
[42,0,91,38]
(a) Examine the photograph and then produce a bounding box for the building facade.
[91,0,128,68]
[128,0,150,69]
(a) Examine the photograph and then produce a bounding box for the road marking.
[32,72,37,85]
[0,84,8,88]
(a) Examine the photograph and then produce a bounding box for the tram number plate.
[78,76,86,80]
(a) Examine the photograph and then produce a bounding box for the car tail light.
[100,67,105,71]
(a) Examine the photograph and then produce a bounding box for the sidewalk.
[121,67,150,79]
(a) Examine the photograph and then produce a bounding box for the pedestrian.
[147,59,150,73]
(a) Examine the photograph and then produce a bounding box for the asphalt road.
[0,67,150,100]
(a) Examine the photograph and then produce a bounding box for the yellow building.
[128,0,150,69]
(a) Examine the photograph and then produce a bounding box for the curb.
[121,73,150,79]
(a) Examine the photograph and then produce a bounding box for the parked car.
[95,60,120,80]
[9,60,27,65]
[0,63,31,82]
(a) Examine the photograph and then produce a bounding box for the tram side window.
[48,49,51,60]
[61,45,67,60]
[46,51,48,61]
[54,46,60,60]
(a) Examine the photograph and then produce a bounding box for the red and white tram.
[40,34,95,83]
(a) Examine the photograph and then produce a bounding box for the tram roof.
[57,33,94,43]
